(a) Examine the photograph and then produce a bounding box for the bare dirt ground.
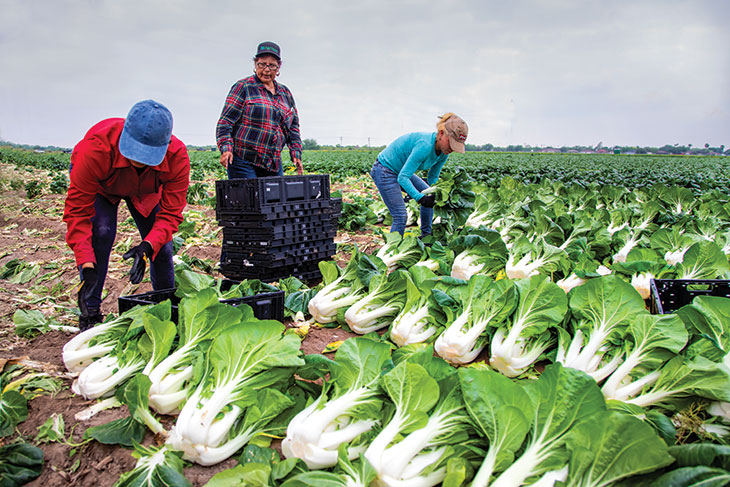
[0,169,384,486]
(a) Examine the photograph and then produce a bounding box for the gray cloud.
[0,0,727,148]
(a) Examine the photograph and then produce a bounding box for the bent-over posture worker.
[63,99,190,330]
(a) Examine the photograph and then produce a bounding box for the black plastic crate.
[222,222,336,246]
[650,279,730,314]
[118,286,285,322]
[221,241,337,267]
[220,261,323,284]
[223,230,337,249]
[216,200,335,223]
[218,211,335,229]
[216,175,330,213]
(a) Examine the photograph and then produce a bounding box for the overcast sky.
[1,0,728,149]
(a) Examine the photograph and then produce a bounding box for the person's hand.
[220,151,233,169]
[123,241,153,284]
[293,157,303,175]
[78,266,97,318]
[419,194,436,208]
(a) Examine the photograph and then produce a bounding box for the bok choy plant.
[434,275,517,365]
[282,338,391,469]
[489,275,567,378]
[167,319,304,465]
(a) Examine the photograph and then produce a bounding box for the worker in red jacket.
[63,100,190,330]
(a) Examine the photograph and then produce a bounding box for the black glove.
[78,267,102,331]
[123,241,153,284]
[419,194,436,208]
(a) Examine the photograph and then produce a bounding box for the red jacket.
[63,118,190,267]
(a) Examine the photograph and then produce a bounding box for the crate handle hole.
[686,284,712,292]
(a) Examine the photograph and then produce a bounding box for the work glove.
[78,267,102,331]
[123,241,153,284]
[419,194,436,208]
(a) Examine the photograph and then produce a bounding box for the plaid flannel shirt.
[216,75,303,173]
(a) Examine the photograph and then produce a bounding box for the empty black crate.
[118,286,285,322]
[650,279,730,314]
[216,175,330,213]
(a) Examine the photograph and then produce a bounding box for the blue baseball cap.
[119,100,173,166]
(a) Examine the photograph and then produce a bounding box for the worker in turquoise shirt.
[371,113,468,236]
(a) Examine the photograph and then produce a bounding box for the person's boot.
[79,309,103,332]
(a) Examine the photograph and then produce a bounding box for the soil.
[0,170,386,486]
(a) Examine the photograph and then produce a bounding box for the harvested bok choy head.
[145,289,246,415]
[389,267,442,347]
[413,241,454,275]
[345,268,408,334]
[114,443,190,487]
[504,236,569,280]
[307,250,377,324]
[483,364,607,487]
[673,241,730,280]
[556,275,646,383]
[489,275,567,378]
[364,359,473,487]
[167,319,304,465]
[450,230,507,281]
[376,232,426,273]
[72,301,173,400]
[282,337,392,469]
[434,275,517,365]
[600,312,687,403]
[63,305,149,374]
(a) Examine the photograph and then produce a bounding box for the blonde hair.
[437,112,457,132]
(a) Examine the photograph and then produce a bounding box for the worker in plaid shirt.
[216,41,303,178]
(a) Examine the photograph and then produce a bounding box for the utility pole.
[339,136,343,146]
[368,137,371,147]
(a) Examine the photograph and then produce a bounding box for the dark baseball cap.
[256,41,281,60]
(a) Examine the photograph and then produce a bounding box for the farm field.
[2,146,730,486]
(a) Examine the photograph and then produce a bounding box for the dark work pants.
[84,194,174,310]
[227,155,284,178]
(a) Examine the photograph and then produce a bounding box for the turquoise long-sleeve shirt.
[377,132,448,201]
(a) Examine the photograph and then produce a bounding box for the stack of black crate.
[215,175,341,283]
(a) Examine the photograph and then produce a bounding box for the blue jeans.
[83,194,174,310]
[370,160,432,236]
[227,156,283,178]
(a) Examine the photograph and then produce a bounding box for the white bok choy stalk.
[389,267,441,347]
[556,276,646,383]
[307,251,373,324]
[488,364,607,487]
[434,275,517,365]
[413,241,454,276]
[166,319,304,465]
[556,265,612,294]
[623,355,730,409]
[611,228,644,264]
[674,241,730,280]
[144,289,245,415]
[376,233,426,273]
[63,305,147,374]
[600,313,687,402]
[450,231,508,281]
[345,268,408,334]
[505,237,568,280]
[114,443,190,487]
[72,301,173,400]
[489,276,567,378]
[364,360,471,487]
[282,338,391,469]
[649,227,693,266]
